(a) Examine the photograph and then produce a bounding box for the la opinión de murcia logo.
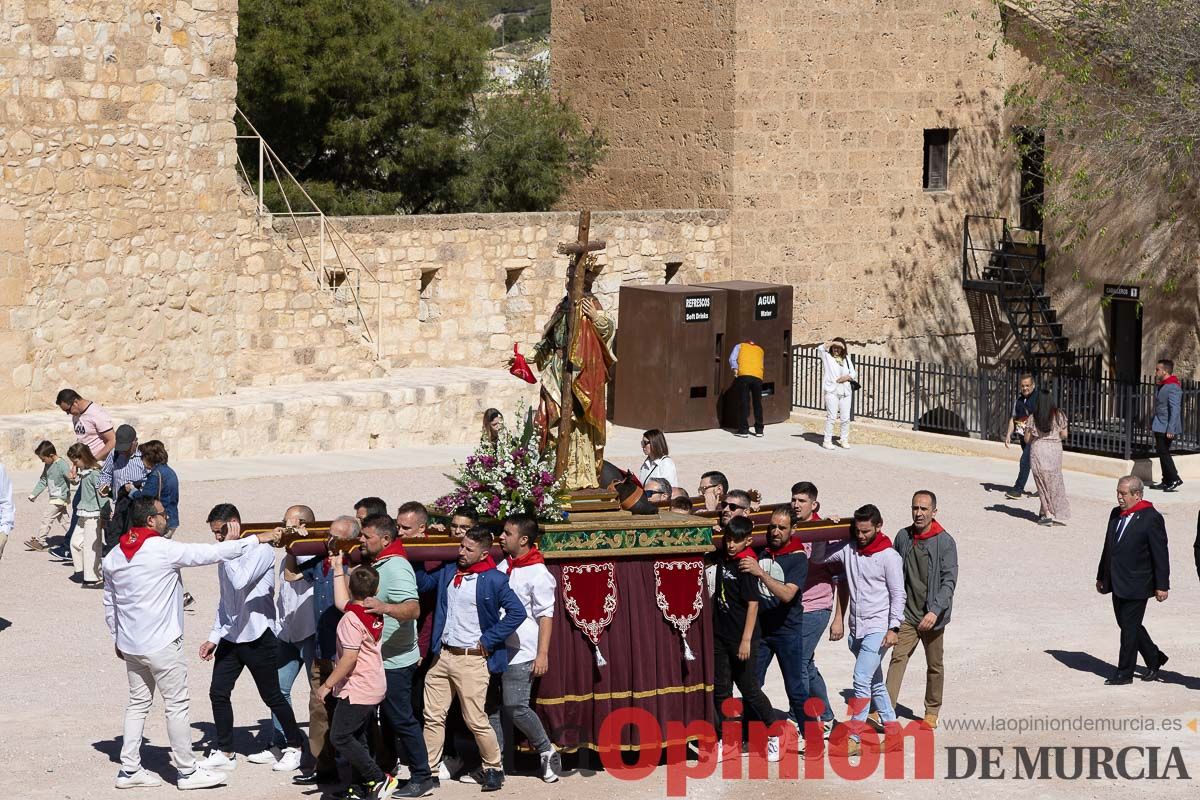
[583,699,1191,795]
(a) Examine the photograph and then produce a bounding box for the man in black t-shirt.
[739,507,808,760]
[1005,374,1038,500]
[713,516,781,753]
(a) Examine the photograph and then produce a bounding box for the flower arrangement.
[434,404,568,522]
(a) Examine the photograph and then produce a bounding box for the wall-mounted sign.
[755,292,779,320]
[683,294,712,323]
[1103,284,1140,300]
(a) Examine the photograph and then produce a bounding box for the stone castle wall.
[553,0,1026,364]
[0,0,245,413]
[293,210,732,368]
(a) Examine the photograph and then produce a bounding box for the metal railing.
[792,347,1197,459]
[232,107,383,359]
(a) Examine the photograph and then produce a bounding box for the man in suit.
[1095,475,1170,685]
[1149,358,1183,491]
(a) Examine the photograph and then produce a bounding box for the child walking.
[317,564,397,800]
[67,442,109,588]
[26,441,72,552]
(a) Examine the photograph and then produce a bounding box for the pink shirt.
[334,612,386,705]
[802,540,837,612]
[73,402,114,456]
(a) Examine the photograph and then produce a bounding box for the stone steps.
[0,368,537,467]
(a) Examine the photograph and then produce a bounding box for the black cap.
[115,424,137,448]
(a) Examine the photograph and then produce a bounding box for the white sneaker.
[821,441,835,450]
[196,751,237,771]
[115,769,162,788]
[246,748,279,765]
[539,749,561,782]
[837,439,851,449]
[823,719,836,740]
[271,746,302,772]
[177,768,227,790]
[766,736,781,763]
[441,754,464,779]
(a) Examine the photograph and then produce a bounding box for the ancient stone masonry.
[299,210,732,369]
[554,0,1026,364]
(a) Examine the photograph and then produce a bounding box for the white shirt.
[208,540,278,645]
[442,574,483,649]
[817,343,858,397]
[275,560,316,644]
[0,463,13,533]
[497,559,556,665]
[638,456,678,489]
[103,536,258,656]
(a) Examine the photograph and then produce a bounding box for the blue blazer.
[130,464,180,529]
[415,563,527,673]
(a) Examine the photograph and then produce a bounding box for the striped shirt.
[100,449,148,496]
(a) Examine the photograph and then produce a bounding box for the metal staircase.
[962,215,1074,371]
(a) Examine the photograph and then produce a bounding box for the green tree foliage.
[452,64,605,212]
[236,0,598,215]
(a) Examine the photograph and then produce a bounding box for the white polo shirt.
[497,558,556,665]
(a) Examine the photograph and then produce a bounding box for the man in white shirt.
[101,496,280,790]
[249,505,318,767]
[197,504,308,773]
[491,514,559,782]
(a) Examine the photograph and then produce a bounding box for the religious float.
[248,212,850,757]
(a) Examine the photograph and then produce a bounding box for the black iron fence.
[792,347,1200,459]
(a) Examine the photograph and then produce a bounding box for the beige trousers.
[423,651,501,771]
[885,621,945,716]
[72,516,102,582]
[121,637,197,775]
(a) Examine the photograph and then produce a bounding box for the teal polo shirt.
[376,555,420,670]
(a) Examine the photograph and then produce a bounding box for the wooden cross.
[553,210,607,481]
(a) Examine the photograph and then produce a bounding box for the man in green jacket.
[881,490,958,730]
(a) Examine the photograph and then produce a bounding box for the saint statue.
[531,255,616,490]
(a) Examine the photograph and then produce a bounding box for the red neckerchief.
[503,546,545,574]
[911,520,945,541]
[345,602,384,642]
[1160,375,1181,387]
[728,545,757,562]
[120,526,161,560]
[1119,499,1154,517]
[767,535,806,557]
[322,558,331,577]
[372,538,408,564]
[857,532,893,556]
[453,554,497,587]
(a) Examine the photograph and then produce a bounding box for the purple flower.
[486,496,501,516]
[481,455,497,469]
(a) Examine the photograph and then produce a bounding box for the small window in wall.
[1016,127,1045,232]
[505,267,525,295]
[418,267,439,323]
[923,128,953,191]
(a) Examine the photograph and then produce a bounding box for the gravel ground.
[4,423,1199,799]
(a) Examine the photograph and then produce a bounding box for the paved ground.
[5,422,1200,799]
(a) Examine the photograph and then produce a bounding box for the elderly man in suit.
[1096,475,1170,685]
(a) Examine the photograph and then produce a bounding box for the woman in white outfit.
[817,338,857,449]
[637,429,679,488]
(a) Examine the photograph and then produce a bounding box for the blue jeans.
[489,659,553,759]
[266,635,314,748]
[756,630,806,725]
[381,664,432,781]
[1014,440,1031,493]
[798,608,835,722]
[848,632,896,738]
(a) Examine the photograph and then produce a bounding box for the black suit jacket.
[1097,506,1170,599]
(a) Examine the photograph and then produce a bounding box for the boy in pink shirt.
[317,565,396,800]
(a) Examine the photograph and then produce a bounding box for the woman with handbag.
[66,442,110,588]
[817,338,858,450]
[129,440,179,536]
